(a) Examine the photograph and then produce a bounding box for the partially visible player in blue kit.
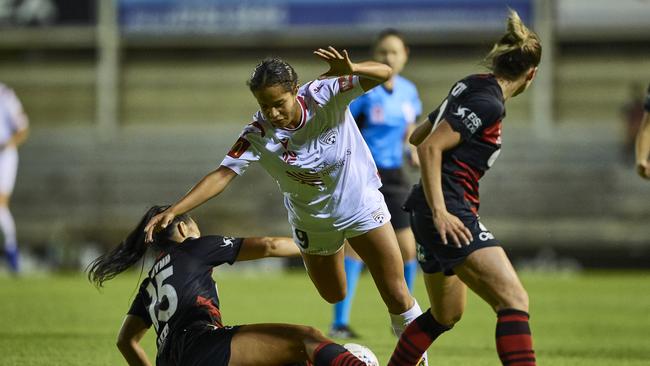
[330,29,422,339]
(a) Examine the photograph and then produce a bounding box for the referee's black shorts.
[378,168,411,230]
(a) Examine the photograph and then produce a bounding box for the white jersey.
[220,76,382,231]
[0,83,28,146]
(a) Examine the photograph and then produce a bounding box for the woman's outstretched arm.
[116,315,152,366]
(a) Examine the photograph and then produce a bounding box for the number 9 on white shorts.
[290,190,392,256]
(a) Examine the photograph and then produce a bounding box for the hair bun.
[483,9,542,80]
[506,9,528,46]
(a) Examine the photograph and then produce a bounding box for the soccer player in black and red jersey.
[635,83,650,179]
[88,206,370,366]
[388,10,541,366]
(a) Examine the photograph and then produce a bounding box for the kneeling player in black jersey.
[388,10,540,366]
[87,206,369,366]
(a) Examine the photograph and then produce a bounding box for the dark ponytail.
[87,205,189,288]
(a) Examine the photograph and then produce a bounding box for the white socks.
[390,298,429,365]
[0,206,17,250]
[389,297,423,336]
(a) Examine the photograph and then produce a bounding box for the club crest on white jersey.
[318,128,338,145]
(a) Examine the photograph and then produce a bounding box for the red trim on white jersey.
[280,95,308,131]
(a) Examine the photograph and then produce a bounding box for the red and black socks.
[496,309,536,366]
[313,342,366,366]
[388,309,451,366]
[387,307,536,366]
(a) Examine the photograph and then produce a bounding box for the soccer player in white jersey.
[0,83,29,273]
[145,47,427,364]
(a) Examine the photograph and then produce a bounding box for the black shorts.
[378,168,411,230]
[163,325,240,366]
[409,208,499,275]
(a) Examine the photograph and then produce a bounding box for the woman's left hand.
[314,46,355,79]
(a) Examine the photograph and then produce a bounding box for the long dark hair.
[87,205,191,288]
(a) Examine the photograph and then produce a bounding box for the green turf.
[1,270,649,365]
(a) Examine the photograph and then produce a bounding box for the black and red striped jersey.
[127,235,243,363]
[405,74,505,216]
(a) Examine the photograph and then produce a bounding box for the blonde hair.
[484,9,541,80]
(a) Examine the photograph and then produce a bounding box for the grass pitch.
[1,270,649,365]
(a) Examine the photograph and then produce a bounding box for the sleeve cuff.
[219,159,246,176]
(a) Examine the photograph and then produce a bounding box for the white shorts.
[0,147,18,195]
[290,189,391,256]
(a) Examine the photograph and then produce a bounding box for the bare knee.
[384,287,413,314]
[511,288,529,312]
[320,289,346,304]
[293,324,326,343]
[431,306,463,328]
[496,287,529,313]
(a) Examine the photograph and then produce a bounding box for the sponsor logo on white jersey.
[285,150,351,186]
[286,170,325,186]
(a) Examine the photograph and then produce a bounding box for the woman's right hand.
[313,46,355,79]
[144,210,176,243]
[433,210,473,247]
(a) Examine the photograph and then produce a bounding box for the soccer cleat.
[328,324,360,339]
